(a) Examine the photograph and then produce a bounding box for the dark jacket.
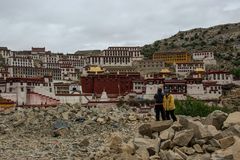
[154,91,164,104]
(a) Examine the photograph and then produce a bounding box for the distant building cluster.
[0,46,233,108]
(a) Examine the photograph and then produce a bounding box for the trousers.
[166,110,177,121]
[154,104,166,121]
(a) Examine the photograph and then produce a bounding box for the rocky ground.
[1,104,240,160]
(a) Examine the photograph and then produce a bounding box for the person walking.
[163,89,177,121]
[154,88,166,121]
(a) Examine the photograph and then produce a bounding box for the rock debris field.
[1,104,240,160]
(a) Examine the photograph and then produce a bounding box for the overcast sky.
[0,0,240,53]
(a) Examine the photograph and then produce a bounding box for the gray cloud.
[0,0,240,53]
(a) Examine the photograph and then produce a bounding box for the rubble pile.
[1,104,240,160]
[0,104,153,159]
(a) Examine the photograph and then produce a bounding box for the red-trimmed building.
[81,72,141,97]
[205,70,233,85]
[163,79,187,94]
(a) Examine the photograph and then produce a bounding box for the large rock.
[223,112,240,128]
[160,139,172,150]
[187,153,211,160]
[108,132,123,151]
[173,129,194,146]
[165,150,180,160]
[62,111,69,120]
[193,144,203,153]
[206,125,220,137]
[121,142,135,155]
[187,119,211,139]
[204,110,228,130]
[138,123,152,138]
[179,146,195,155]
[223,124,240,137]
[171,121,183,131]
[134,137,160,154]
[178,115,192,128]
[135,147,149,160]
[160,128,175,141]
[97,117,106,124]
[209,138,221,148]
[211,147,233,160]
[203,145,217,153]
[173,148,188,160]
[150,120,173,132]
[218,136,235,149]
[232,138,240,160]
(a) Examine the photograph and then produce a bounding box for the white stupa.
[99,90,110,101]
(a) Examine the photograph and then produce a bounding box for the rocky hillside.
[142,22,240,69]
[1,104,240,159]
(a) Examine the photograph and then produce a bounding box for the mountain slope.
[142,22,240,69]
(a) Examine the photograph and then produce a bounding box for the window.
[21,88,24,92]
[9,88,12,92]
[49,88,52,92]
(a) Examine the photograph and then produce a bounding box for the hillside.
[142,22,240,70]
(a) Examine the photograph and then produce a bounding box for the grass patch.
[175,97,231,117]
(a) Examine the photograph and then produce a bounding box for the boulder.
[138,123,152,138]
[223,124,240,137]
[178,115,190,128]
[179,146,195,155]
[160,128,175,141]
[121,142,135,155]
[206,125,220,137]
[203,145,216,153]
[135,147,149,160]
[209,138,221,148]
[97,117,106,124]
[187,119,211,139]
[165,150,178,160]
[150,120,173,132]
[211,147,233,160]
[194,138,207,146]
[149,155,161,160]
[218,136,235,149]
[133,137,160,154]
[159,150,168,160]
[204,110,228,130]
[223,112,240,128]
[171,121,183,131]
[62,111,69,120]
[160,139,171,150]
[108,132,123,151]
[174,148,188,160]
[232,138,240,160]
[173,129,194,146]
[187,153,211,160]
[193,144,203,153]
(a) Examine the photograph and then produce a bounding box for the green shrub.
[175,97,231,117]
[231,68,240,79]
[117,98,125,107]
